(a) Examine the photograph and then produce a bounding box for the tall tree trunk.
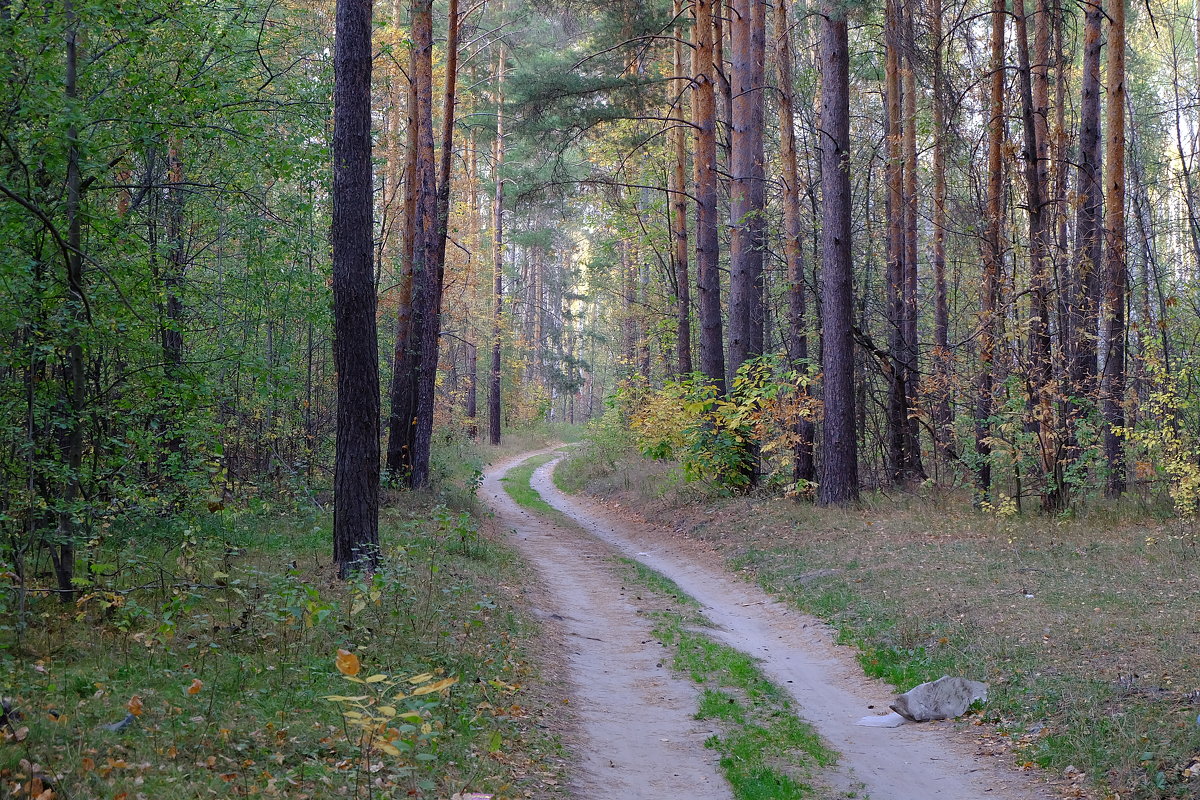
[331,0,379,577]
[713,0,732,155]
[883,0,909,484]
[900,0,925,481]
[163,140,186,460]
[1101,0,1127,497]
[466,342,478,438]
[930,0,954,463]
[409,0,460,489]
[817,0,858,506]
[694,0,726,393]
[775,0,815,487]
[728,0,765,373]
[672,0,692,377]
[54,0,85,599]
[977,0,1006,504]
[488,41,506,446]
[1014,0,1057,507]
[385,76,420,476]
[1070,0,1103,404]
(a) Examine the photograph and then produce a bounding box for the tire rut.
[482,452,729,800]
[485,450,1058,800]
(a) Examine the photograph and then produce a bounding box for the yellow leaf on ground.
[412,677,458,696]
[186,679,203,695]
[336,649,361,677]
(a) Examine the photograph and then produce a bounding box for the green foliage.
[1119,358,1200,521]
[0,0,333,592]
[618,355,817,493]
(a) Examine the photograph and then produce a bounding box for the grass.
[572,452,1200,800]
[0,447,568,799]
[617,560,838,800]
[499,453,568,525]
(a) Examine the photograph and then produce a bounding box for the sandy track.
[481,453,729,800]
[483,450,1058,800]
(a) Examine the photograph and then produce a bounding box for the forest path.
[482,449,1057,800]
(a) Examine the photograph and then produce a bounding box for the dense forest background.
[6,0,1200,582]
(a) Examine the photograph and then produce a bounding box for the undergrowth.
[0,455,566,798]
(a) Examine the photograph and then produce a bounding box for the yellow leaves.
[363,674,388,684]
[336,649,361,677]
[407,673,434,684]
[186,679,203,696]
[410,677,457,696]
[126,695,143,717]
[376,741,403,757]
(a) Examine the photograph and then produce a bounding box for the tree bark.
[900,0,925,481]
[1013,0,1057,507]
[466,341,478,437]
[332,0,379,577]
[409,0,460,489]
[1101,0,1127,497]
[488,41,506,446]
[672,0,692,377]
[883,0,910,484]
[728,0,765,373]
[385,74,420,477]
[54,0,85,599]
[163,140,186,460]
[976,0,1006,504]
[817,0,858,506]
[930,0,954,463]
[1070,0,1103,402]
[693,0,726,393]
[775,0,815,487]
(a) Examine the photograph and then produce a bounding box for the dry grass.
[576,457,1200,800]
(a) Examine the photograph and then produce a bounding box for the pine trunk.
[930,0,954,463]
[728,0,765,372]
[693,0,726,393]
[976,0,1006,504]
[409,0,460,489]
[817,0,858,506]
[488,43,506,446]
[1101,0,1127,497]
[331,0,380,577]
[672,0,692,377]
[775,0,815,487]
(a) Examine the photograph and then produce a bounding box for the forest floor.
[0,431,576,800]
[484,448,1062,800]
[547,453,1200,800]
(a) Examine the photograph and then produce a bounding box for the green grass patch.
[618,561,837,800]
[713,506,1200,800]
[617,557,704,617]
[1,494,566,799]
[501,452,571,524]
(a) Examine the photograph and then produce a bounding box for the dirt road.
[482,451,1057,800]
